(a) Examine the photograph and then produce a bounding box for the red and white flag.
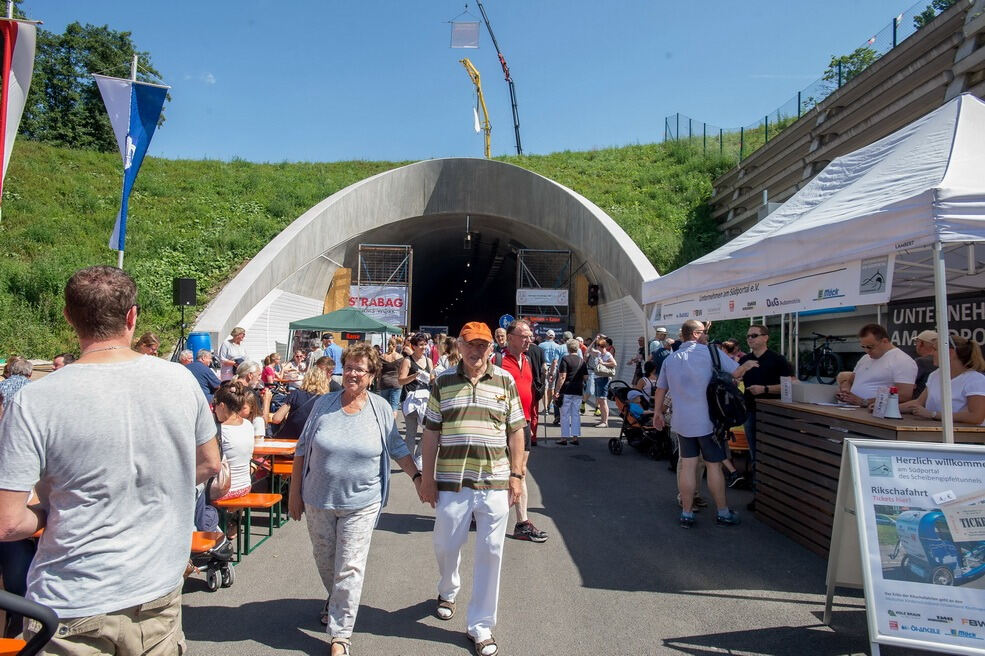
[0,18,36,205]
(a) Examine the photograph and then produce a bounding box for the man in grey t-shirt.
[0,266,220,653]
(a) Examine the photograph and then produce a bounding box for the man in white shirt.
[837,323,918,406]
[651,320,757,529]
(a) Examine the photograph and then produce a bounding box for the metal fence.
[664,0,958,161]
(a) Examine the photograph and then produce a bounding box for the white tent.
[643,93,985,442]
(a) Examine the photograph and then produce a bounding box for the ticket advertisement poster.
[856,442,985,653]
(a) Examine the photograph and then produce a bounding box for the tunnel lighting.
[466,262,470,268]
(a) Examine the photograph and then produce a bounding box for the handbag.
[595,359,616,378]
[207,422,232,501]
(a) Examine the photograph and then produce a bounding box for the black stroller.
[606,380,673,460]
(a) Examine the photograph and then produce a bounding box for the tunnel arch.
[194,157,658,373]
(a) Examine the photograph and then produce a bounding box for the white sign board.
[653,256,893,323]
[824,439,985,655]
[349,285,407,327]
[516,288,568,306]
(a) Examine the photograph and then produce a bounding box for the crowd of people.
[2,265,984,655]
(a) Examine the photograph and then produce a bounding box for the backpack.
[706,344,747,438]
[651,346,670,374]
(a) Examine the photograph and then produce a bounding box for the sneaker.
[513,521,548,543]
[594,409,602,417]
[570,439,580,446]
[693,495,708,509]
[726,471,745,489]
[680,514,695,529]
[716,510,741,527]
[556,439,568,446]
[580,404,586,414]
[551,419,561,426]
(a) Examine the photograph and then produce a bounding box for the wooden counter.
[754,400,985,557]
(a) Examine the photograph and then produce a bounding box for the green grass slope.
[0,140,731,357]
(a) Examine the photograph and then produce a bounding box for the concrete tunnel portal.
[193,157,658,378]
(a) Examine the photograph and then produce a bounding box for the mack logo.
[963,619,985,627]
[950,629,980,639]
[816,288,844,300]
[928,615,953,624]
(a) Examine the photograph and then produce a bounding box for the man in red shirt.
[495,319,548,543]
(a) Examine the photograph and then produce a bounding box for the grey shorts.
[678,433,726,463]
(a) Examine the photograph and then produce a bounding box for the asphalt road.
[181,419,934,655]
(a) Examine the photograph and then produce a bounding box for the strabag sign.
[349,285,407,327]
[654,256,893,322]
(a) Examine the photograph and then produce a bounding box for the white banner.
[349,285,407,326]
[516,288,568,306]
[654,256,893,323]
[828,440,985,655]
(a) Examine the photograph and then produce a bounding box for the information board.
[824,439,985,655]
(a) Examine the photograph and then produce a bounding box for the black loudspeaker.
[172,278,196,306]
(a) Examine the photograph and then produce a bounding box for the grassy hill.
[0,140,732,357]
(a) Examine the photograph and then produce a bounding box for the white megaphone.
[885,386,902,419]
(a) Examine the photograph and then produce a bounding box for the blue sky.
[28,0,915,163]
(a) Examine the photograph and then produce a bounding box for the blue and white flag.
[94,74,169,252]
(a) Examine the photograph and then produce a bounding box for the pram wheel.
[206,568,221,592]
[220,564,235,588]
[608,438,623,455]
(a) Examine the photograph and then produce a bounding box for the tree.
[822,46,879,89]
[19,22,168,153]
[913,0,959,29]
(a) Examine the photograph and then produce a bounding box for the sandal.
[435,596,455,620]
[468,633,498,656]
[330,638,351,655]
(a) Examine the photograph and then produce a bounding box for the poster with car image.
[854,441,985,654]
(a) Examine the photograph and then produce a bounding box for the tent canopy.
[643,94,985,314]
[288,307,403,334]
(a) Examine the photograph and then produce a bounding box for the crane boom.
[460,58,491,159]
[475,0,522,155]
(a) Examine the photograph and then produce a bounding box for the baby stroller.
[606,380,673,460]
[190,531,235,592]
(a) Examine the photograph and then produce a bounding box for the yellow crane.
[459,58,491,158]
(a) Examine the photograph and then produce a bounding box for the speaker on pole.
[172,278,196,306]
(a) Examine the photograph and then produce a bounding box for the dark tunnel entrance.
[345,214,565,334]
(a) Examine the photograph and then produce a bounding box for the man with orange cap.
[418,321,526,656]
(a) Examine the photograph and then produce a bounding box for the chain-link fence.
[664,0,959,162]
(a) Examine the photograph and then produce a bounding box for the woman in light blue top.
[289,343,422,656]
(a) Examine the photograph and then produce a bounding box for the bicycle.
[798,332,845,385]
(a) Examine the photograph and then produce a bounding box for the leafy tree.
[19,22,167,153]
[913,0,959,29]
[822,46,879,88]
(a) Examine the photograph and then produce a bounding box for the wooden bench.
[214,493,282,560]
[0,638,26,656]
[727,427,752,475]
[191,531,224,554]
[270,462,294,527]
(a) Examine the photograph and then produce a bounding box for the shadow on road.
[531,436,834,596]
[181,597,327,653]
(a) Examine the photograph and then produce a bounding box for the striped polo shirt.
[425,362,527,492]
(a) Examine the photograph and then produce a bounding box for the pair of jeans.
[0,538,36,638]
[434,487,509,643]
[305,502,381,639]
[376,387,401,411]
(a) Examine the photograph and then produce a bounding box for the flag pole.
[116,54,138,269]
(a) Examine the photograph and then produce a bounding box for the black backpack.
[706,344,747,437]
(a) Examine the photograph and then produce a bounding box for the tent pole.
[932,241,954,444]
[794,313,799,375]
[780,313,785,357]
